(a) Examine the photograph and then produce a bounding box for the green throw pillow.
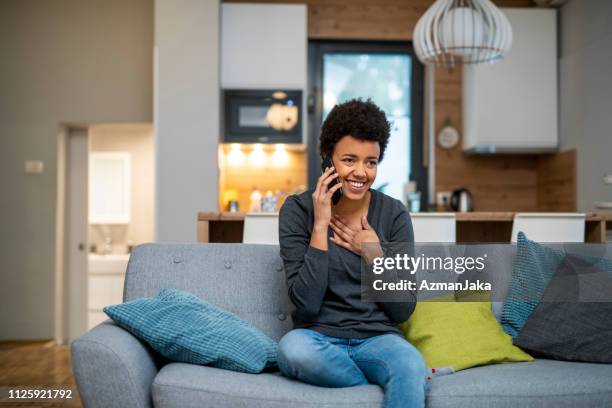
[400,295,533,371]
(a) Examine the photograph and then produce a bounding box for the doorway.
[54,124,154,344]
[308,40,426,207]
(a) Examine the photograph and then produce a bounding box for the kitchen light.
[413,0,513,67]
[249,144,267,167]
[226,144,245,167]
[271,144,289,166]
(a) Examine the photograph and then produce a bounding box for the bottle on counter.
[261,190,279,212]
[249,188,262,212]
[228,200,240,212]
[404,181,421,212]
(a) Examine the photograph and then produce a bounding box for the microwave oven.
[222,89,303,143]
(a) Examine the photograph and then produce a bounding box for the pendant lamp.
[413,0,513,67]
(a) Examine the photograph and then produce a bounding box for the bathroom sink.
[88,254,130,274]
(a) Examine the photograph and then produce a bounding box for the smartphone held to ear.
[321,155,343,205]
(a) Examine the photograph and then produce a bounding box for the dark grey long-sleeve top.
[278,188,416,339]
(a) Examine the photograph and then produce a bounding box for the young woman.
[277,99,427,408]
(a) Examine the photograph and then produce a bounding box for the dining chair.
[242,213,279,244]
[510,213,586,243]
[409,213,456,243]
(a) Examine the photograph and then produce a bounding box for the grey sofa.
[71,243,612,408]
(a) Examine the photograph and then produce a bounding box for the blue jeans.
[277,329,427,408]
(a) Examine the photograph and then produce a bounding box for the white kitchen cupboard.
[463,8,557,153]
[221,3,307,90]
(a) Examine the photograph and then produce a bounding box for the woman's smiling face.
[332,135,380,201]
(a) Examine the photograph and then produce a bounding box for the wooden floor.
[0,342,82,407]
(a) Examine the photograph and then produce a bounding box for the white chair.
[510,213,586,243]
[242,213,279,244]
[409,213,456,243]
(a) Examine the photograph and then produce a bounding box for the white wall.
[0,0,153,340]
[154,0,220,242]
[559,0,612,211]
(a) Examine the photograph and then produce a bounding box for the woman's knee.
[277,329,321,374]
[372,335,426,378]
[278,329,368,387]
[391,341,427,379]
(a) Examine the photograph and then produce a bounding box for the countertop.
[197,211,612,243]
[198,211,612,222]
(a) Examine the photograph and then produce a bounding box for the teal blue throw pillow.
[103,288,278,373]
[501,232,564,338]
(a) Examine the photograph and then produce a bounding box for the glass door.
[308,41,425,207]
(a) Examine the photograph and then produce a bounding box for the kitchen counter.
[197,211,612,243]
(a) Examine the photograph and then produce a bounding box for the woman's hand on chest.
[329,213,382,259]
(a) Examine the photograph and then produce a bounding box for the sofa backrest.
[124,243,294,341]
[124,243,519,340]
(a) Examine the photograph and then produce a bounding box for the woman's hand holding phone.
[312,166,343,230]
[309,166,342,251]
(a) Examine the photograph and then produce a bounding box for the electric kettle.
[450,188,473,212]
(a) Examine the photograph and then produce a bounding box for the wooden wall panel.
[536,149,577,211]
[308,1,429,40]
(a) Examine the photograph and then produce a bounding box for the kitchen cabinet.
[463,8,557,153]
[221,3,307,90]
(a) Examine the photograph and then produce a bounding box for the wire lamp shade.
[413,0,513,67]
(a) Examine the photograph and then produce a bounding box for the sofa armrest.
[71,320,162,408]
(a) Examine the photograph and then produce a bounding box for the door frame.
[307,40,427,208]
[54,125,90,344]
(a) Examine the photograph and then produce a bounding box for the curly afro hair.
[319,98,391,162]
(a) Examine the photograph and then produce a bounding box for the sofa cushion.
[514,254,612,363]
[152,363,383,408]
[400,294,532,371]
[151,359,612,408]
[501,232,565,338]
[104,288,278,373]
